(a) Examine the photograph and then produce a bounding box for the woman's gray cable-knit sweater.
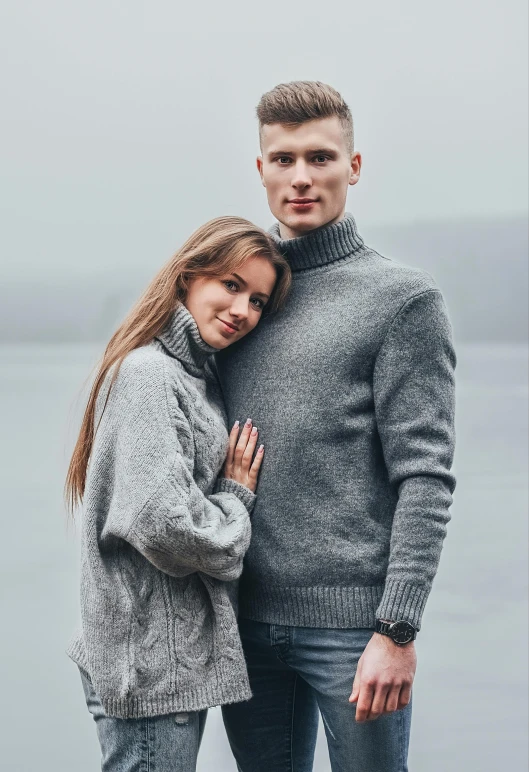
[67,304,255,718]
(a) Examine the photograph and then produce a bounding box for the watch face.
[391,621,415,644]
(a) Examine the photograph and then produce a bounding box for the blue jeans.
[222,620,412,772]
[79,668,207,771]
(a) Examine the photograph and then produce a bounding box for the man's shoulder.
[359,246,440,303]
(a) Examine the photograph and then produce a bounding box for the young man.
[216,81,456,772]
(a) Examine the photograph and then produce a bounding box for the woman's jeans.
[222,620,412,772]
[79,669,207,772]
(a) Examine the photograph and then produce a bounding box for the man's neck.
[278,210,346,240]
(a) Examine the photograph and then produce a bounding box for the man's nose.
[291,160,312,189]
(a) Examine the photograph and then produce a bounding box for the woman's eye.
[223,280,238,291]
[250,298,264,310]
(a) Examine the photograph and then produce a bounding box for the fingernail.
[258,444,264,452]
[233,420,239,429]
[245,418,252,426]
[251,427,257,435]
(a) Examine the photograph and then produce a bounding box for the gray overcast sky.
[1,0,527,282]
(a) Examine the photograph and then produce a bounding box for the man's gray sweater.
[68,305,255,718]
[216,214,456,631]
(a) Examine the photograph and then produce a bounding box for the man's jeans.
[79,668,207,772]
[222,620,412,772]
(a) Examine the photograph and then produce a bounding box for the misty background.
[1,1,527,770]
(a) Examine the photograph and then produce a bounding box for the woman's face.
[184,255,278,349]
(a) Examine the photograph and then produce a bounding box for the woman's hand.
[223,419,264,493]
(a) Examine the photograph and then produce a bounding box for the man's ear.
[349,151,362,187]
[256,156,266,187]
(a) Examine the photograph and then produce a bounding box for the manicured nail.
[258,444,264,452]
[245,418,252,427]
[251,427,258,435]
[233,420,239,429]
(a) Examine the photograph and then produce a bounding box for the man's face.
[257,117,361,239]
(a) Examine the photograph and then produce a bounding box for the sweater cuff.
[375,580,430,630]
[214,478,256,514]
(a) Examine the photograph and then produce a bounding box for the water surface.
[1,343,527,771]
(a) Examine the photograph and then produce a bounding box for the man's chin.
[282,211,333,237]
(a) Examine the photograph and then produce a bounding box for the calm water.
[0,343,527,772]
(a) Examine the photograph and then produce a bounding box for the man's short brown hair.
[257,81,354,153]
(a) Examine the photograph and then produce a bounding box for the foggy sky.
[1,0,527,284]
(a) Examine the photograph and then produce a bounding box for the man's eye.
[313,155,328,163]
[277,157,292,164]
[223,280,238,291]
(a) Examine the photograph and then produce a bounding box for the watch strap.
[375,619,395,637]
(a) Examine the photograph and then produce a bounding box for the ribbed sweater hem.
[239,582,430,629]
[239,585,384,628]
[66,636,252,718]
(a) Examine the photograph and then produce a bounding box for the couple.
[66,81,456,772]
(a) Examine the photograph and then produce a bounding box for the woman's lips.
[217,318,239,334]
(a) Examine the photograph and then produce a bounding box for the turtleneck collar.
[269,213,365,272]
[155,304,218,375]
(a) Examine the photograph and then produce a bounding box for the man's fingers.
[397,683,412,710]
[354,683,374,723]
[384,685,401,714]
[366,684,389,721]
[349,671,359,703]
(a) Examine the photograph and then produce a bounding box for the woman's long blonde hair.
[65,216,291,512]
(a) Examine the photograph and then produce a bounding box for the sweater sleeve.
[92,352,253,582]
[373,289,456,629]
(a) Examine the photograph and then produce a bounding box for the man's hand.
[349,633,416,722]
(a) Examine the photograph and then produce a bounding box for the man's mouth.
[288,198,318,210]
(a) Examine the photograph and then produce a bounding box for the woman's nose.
[229,295,249,319]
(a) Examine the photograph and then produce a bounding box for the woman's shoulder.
[112,344,194,407]
[98,345,177,416]
[94,344,196,441]
[112,344,168,392]
[119,343,166,376]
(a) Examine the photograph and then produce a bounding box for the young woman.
[65,216,291,771]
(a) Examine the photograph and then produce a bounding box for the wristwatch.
[375,619,417,646]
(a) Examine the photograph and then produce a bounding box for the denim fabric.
[222,620,412,772]
[79,668,207,771]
